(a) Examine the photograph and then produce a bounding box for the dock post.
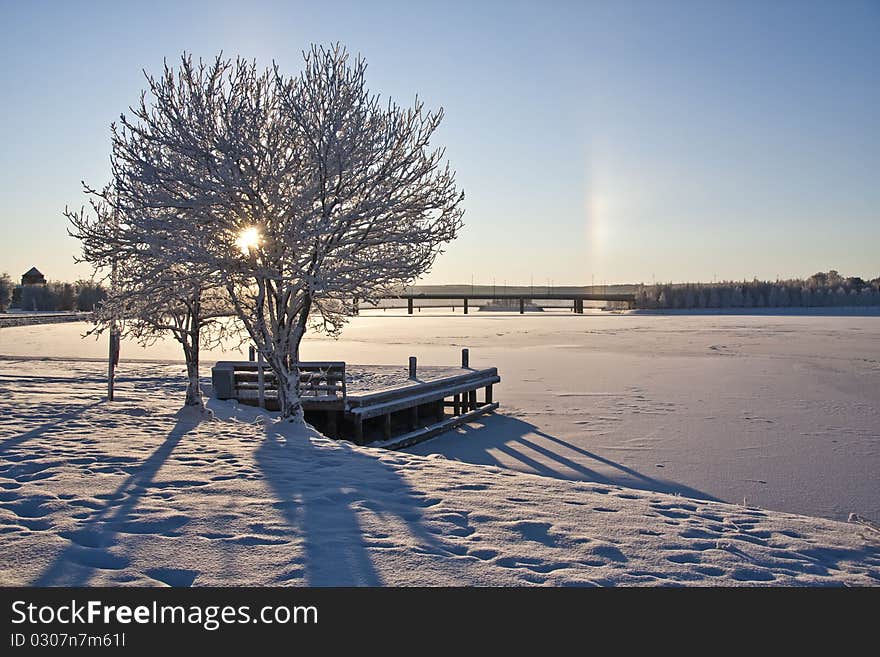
[485,384,493,404]
[469,390,478,411]
[407,298,413,314]
[248,345,255,361]
[383,413,392,440]
[257,350,265,409]
[519,298,525,314]
[408,356,417,379]
[453,393,461,415]
[409,406,418,430]
[354,417,364,444]
[464,298,469,314]
[461,348,469,368]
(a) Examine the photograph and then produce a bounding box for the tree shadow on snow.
[0,400,105,453]
[254,424,454,586]
[33,409,203,586]
[411,413,721,502]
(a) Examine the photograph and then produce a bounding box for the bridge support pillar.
[407,298,413,314]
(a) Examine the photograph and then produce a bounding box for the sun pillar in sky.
[583,149,611,287]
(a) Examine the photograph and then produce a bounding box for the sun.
[234,226,261,256]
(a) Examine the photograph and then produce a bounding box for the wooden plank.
[370,403,499,450]
[349,374,500,420]
[348,368,498,405]
[300,399,346,411]
[216,360,346,370]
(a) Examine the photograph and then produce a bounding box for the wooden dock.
[211,350,499,449]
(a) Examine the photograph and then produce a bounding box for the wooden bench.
[211,361,347,410]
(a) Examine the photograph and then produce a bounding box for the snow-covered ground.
[2,310,877,523]
[0,359,877,586]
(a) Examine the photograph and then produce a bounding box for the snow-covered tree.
[67,195,243,408]
[20,284,56,311]
[108,47,464,421]
[731,286,744,308]
[684,286,695,308]
[98,277,242,407]
[778,286,790,307]
[75,280,107,311]
[55,283,76,311]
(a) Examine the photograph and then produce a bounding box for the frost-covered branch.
[78,45,464,421]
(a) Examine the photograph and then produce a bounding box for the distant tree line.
[0,274,107,313]
[634,271,880,310]
[0,273,11,312]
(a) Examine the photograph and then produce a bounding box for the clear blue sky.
[1,0,877,286]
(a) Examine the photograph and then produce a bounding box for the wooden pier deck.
[211,351,499,449]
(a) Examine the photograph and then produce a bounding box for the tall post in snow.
[107,187,120,401]
[257,349,266,409]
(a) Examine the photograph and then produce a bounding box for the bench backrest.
[212,361,346,401]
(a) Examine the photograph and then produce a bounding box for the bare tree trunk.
[183,298,203,408]
[273,296,311,423]
[184,358,202,407]
[274,358,304,423]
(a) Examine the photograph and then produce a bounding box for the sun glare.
[235,226,261,256]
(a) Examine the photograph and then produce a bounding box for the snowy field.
[1,310,878,585]
[2,309,877,523]
[0,359,877,586]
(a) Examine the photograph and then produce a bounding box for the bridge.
[378,292,636,314]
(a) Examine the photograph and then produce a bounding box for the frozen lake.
[1,309,878,522]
